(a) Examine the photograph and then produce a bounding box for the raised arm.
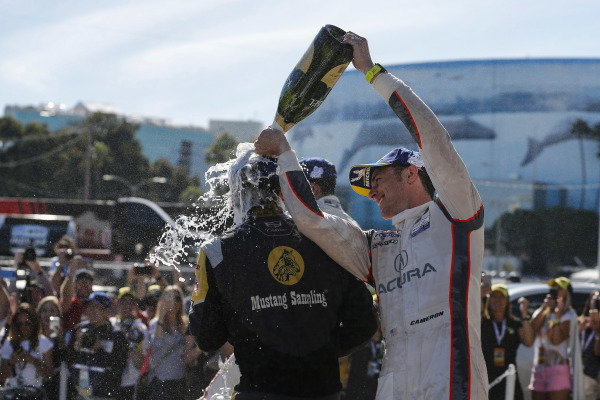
[255,129,371,281]
[344,33,482,220]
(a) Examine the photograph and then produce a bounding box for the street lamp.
[102,174,167,196]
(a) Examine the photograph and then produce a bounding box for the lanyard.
[581,329,595,351]
[493,319,507,346]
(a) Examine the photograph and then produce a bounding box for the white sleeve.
[278,150,371,281]
[372,72,483,220]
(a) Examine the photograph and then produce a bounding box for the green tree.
[205,132,238,165]
[486,207,598,276]
[0,113,200,202]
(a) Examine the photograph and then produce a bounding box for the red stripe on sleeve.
[284,172,324,218]
[393,91,422,149]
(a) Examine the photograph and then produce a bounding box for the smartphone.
[549,287,558,300]
[134,264,152,275]
[65,248,75,261]
[49,316,61,339]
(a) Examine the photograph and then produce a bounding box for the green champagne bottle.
[273,25,353,132]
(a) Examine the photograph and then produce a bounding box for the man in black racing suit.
[188,153,378,400]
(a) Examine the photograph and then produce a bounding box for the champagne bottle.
[273,25,353,132]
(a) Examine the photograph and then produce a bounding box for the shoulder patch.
[202,237,223,268]
[191,249,209,304]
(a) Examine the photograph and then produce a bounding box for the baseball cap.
[491,284,508,298]
[548,277,570,291]
[299,157,337,180]
[74,269,93,281]
[85,292,113,309]
[349,147,426,196]
[118,286,136,300]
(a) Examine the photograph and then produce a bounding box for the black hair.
[309,177,336,196]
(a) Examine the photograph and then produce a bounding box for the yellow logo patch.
[267,246,305,285]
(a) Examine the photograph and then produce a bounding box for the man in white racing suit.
[255,32,487,400]
[299,157,354,222]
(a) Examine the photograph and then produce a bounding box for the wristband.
[365,63,387,84]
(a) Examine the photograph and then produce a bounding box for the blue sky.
[1,0,599,128]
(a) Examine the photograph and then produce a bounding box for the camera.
[65,248,74,260]
[134,264,152,275]
[549,287,559,300]
[80,326,99,349]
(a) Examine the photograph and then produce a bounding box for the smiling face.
[368,165,410,219]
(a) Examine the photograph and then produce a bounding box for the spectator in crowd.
[61,268,94,332]
[139,285,194,400]
[49,235,83,294]
[66,291,128,399]
[141,285,161,323]
[299,157,354,221]
[481,284,534,400]
[37,296,65,399]
[189,154,377,399]
[579,289,600,400]
[0,304,53,388]
[111,287,148,399]
[0,281,13,344]
[530,277,582,400]
[14,250,55,302]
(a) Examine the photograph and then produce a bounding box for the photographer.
[0,304,53,390]
[529,277,581,400]
[579,289,600,400]
[37,296,65,399]
[111,287,148,399]
[50,235,83,295]
[15,247,55,298]
[61,268,94,332]
[66,291,128,399]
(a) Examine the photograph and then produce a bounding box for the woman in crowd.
[529,277,580,400]
[139,285,196,400]
[481,283,534,400]
[0,304,53,389]
[48,235,82,294]
[37,296,64,399]
[579,289,600,400]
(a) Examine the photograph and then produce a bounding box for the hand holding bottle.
[254,127,291,157]
[342,32,374,74]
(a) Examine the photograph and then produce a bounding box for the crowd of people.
[481,275,600,400]
[1,30,599,400]
[0,236,220,400]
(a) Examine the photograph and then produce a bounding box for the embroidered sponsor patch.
[411,211,430,237]
[267,246,305,285]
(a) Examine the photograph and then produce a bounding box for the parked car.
[504,281,598,400]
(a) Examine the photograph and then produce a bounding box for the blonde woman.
[529,277,582,400]
[140,285,196,400]
[481,284,533,400]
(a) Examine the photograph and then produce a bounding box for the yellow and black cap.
[349,147,426,196]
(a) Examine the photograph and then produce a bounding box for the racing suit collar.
[391,201,433,229]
